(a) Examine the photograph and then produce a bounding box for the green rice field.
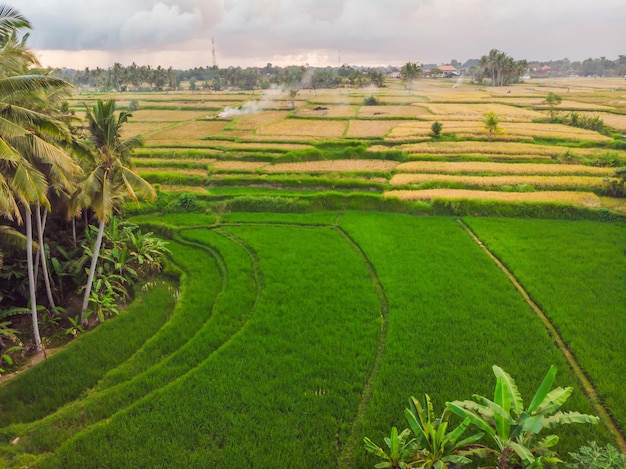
[1,212,624,467]
[1,77,625,467]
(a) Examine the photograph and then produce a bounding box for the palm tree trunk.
[81,218,105,325]
[25,208,42,350]
[36,204,59,315]
[72,216,77,248]
[33,207,46,286]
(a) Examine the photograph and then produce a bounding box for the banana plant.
[405,394,485,468]
[446,365,599,469]
[363,426,418,468]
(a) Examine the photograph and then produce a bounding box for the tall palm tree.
[0,4,76,349]
[77,99,155,323]
[400,62,422,92]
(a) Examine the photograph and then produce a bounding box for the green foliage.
[0,279,178,426]
[339,213,606,467]
[363,95,379,106]
[432,198,626,221]
[568,442,626,469]
[431,121,443,138]
[72,217,170,321]
[405,394,484,468]
[447,365,599,468]
[464,218,626,431]
[363,427,417,468]
[483,111,500,142]
[592,152,626,167]
[545,92,563,121]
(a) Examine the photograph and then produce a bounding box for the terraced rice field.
[1,213,622,467]
[64,77,626,214]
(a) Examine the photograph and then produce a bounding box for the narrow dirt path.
[456,218,626,451]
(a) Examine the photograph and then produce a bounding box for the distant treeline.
[52,63,387,92]
[50,54,626,92]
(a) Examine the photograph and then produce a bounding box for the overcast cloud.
[7,0,626,69]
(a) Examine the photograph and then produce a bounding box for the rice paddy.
[2,78,623,467]
[395,161,615,175]
[2,212,622,468]
[386,189,602,207]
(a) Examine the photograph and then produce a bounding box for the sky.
[7,0,626,70]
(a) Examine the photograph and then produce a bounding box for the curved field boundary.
[47,224,381,468]
[2,234,259,457]
[333,225,389,468]
[0,279,178,427]
[456,218,626,451]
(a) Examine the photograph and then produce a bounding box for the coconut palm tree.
[77,99,155,324]
[400,62,422,92]
[0,4,76,348]
[483,111,500,142]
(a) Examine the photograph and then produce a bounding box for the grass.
[45,225,382,468]
[0,278,178,426]
[463,218,626,433]
[337,212,608,467]
[1,212,622,467]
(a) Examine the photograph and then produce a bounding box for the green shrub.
[431,121,443,138]
[363,95,379,106]
[568,442,626,468]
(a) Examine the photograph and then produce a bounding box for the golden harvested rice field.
[422,103,544,120]
[263,160,398,173]
[385,121,612,142]
[256,119,348,138]
[84,77,626,212]
[295,105,358,118]
[130,110,210,121]
[386,189,602,207]
[146,121,229,140]
[389,173,610,189]
[346,120,405,138]
[395,161,615,176]
[227,111,290,130]
[358,105,431,118]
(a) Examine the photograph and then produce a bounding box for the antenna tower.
[212,37,217,68]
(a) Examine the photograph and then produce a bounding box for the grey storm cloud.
[5,0,626,68]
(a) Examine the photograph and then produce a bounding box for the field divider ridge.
[332,224,390,468]
[455,218,626,451]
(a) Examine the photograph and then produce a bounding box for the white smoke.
[217,101,260,118]
[217,85,296,118]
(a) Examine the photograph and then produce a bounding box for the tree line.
[55,62,388,92]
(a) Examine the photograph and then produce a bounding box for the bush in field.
[364,394,484,468]
[447,365,599,468]
[431,121,443,139]
[545,92,562,121]
[483,111,500,142]
[568,442,626,468]
[74,217,170,322]
[363,95,378,106]
[366,365,600,469]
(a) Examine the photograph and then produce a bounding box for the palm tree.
[400,62,422,92]
[483,111,500,142]
[77,99,155,324]
[0,4,77,349]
